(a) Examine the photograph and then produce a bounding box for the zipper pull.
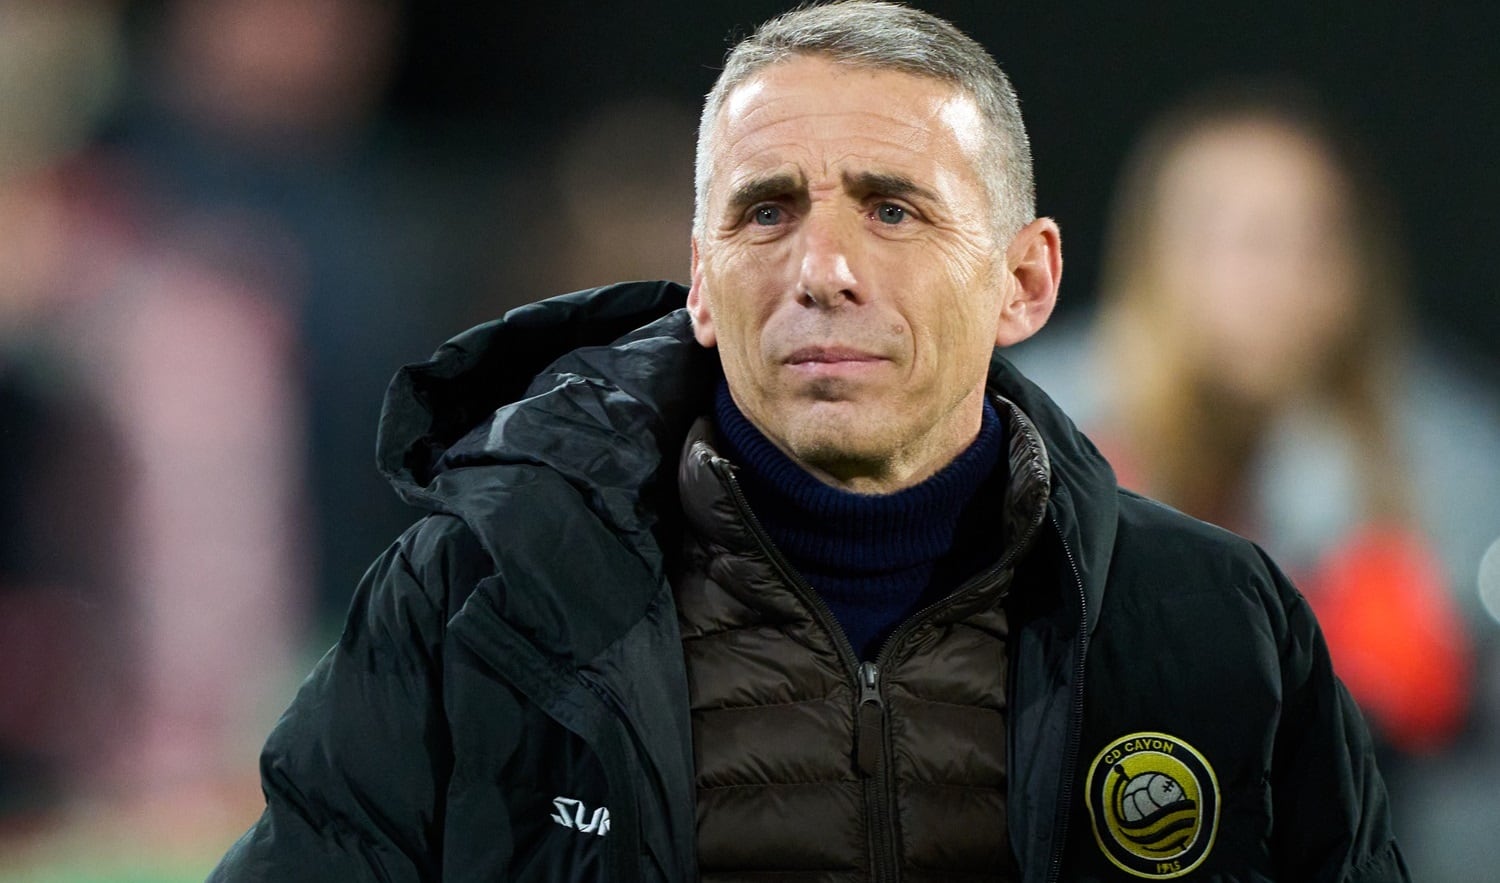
[856,661,885,776]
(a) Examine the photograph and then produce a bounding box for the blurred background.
[0,1,1495,880]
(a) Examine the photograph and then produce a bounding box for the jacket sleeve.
[209,515,484,882]
[1265,553,1411,883]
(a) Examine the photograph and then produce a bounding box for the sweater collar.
[710,380,1005,576]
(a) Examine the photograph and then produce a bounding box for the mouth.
[782,345,891,383]
[784,346,887,366]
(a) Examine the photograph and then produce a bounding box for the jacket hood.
[377,281,716,558]
[379,281,698,492]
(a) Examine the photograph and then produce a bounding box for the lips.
[784,345,886,365]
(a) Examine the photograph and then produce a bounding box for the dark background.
[389,0,1499,377]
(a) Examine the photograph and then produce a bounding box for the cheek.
[908,294,996,394]
[702,274,778,377]
[713,306,758,374]
[933,253,1003,348]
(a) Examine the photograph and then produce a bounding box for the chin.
[783,421,889,471]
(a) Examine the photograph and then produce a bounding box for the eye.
[875,203,907,225]
[752,205,783,226]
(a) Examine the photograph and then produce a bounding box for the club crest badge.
[1085,731,1219,879]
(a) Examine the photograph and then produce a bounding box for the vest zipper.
[856,662,885,776]
[857,661,898,883]
[712,458,900,879]
[850,507,1046,881]
[710,450,1050,881]
[1045,512,1089,883]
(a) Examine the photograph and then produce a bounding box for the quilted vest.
[673,398,1051,882]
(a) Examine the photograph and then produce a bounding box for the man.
[212,3,1407,880]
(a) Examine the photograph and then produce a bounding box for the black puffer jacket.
[211,281,1407,882]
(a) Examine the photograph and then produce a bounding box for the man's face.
[690,55,1014,492]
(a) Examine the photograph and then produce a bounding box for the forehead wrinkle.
[784,110,937,149]
[727,131,940,187]
[712,75,976,213]
[722,77,768,124]
[724,98,939,148]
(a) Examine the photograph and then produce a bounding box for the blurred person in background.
[0,0,135,832]
[0,0,310,866]
[1011,82,1500,880]
[109,0,484,626]
[2,0,523,874]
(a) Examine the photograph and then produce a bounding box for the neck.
[712,381,1007,658]
[746,388,990,495]
[713,381,1004,560]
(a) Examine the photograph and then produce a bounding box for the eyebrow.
[724,173,805,219]
[721,169,941,222]
[842,171,939,205]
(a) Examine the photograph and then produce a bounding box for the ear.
[995,217,1062,347]
[686,237,717,348]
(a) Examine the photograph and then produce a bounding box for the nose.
[796,209,863,308]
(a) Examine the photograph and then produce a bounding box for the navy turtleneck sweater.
[713,382,1006,660]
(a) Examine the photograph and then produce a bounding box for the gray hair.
[693,0,1035,241]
